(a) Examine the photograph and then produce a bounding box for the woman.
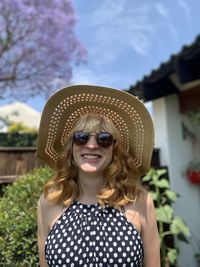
[37,84,160,267]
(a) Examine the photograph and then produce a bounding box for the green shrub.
[0,133,38,147]
[0,166,53,267]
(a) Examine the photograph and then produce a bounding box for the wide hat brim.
[36,84,154,175]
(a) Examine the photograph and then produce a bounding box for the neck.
[77,171,104,204]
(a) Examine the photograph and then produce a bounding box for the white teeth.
[82,154,100,159]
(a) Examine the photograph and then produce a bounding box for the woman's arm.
[37,194,49,267]
[37,194,66,266]
[141,192,161,267]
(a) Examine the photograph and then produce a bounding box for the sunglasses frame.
[73,131,114,148]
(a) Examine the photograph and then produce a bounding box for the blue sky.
[1,0,200,112]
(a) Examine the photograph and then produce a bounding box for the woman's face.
[72,131,114,176]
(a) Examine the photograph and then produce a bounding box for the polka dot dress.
[45,201,144,267]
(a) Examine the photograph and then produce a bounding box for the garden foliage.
[0,133,38,147]
[142,168,190,266]
[0,167,53,266]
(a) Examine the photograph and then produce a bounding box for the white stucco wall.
[153,94,200,267]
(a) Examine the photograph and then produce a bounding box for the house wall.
[153,94,200,267]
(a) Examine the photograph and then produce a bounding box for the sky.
[1,0,200,112]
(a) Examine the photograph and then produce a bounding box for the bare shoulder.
[37,193,63,231]
[137,190,154,212]
[135,190,156,225]
[124,190,150,233]
[38,193,52,211]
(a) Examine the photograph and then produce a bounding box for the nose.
[85,135,99,149]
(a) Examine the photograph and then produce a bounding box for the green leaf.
[170,217,190,236]
[156,169,167,177]
[153,179,170,188]
[156,205,173,223]
[177,233,189,244]
[142,174,152,182]
[149,191,159,201]
[165,190,177,201]
[167,248,178,264]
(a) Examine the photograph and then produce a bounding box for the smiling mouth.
[82,154,102,159]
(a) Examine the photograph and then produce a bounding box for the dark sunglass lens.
[97,132,113,147]
[73,131,89,145]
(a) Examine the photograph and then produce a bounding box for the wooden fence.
[0,147,44,184]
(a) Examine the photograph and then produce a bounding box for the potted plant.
[186,161,200,184]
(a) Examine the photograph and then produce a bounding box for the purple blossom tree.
[0,0,87,99]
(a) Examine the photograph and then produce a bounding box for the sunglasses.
[73,131,114,148]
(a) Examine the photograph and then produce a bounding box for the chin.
[81,167,99,173]
[79,163,103,174]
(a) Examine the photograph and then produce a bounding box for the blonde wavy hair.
[44,114,143,207]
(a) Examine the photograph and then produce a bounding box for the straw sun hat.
[36,84,154,175]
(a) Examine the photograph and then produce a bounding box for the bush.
[0,132,38,147]
[0,167,53,267]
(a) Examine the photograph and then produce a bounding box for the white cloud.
[72,67,115,86]
[154,2,178,39]
[72,65,133,89]
[78,0,156,66]
[154,3,169,18]
[74,0,196,90]
[177,0,192,24]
